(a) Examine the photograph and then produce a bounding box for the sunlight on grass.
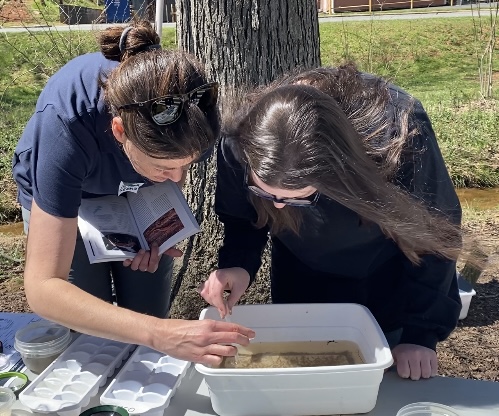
[319,17,498,102]
[0,18,497,223]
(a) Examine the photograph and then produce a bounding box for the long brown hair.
[224,69,461,265]
[99,20,219,160]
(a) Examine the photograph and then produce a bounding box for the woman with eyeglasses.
[12,21,254,365]
[199,64,463,379]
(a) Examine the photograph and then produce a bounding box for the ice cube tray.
[19,334,134,416]
[100,345,190,416]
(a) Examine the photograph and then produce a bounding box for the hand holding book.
[77,180,200,264]
[122,242,184,272]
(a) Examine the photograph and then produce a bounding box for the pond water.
[455,187,499,210]
[0,221,24,235]
[0,188,497,237]
[218,340,365,369]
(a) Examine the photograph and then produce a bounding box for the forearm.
[215,137,269,281]
[21,164,255,365]
[25,276,159,348]
[23,201,161,349]
[218,217,269,283]
[24,273,256,365]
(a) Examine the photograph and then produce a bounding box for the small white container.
[0,387,16,416]
[457,274,476,320]
[397,401,460,416]
[195,303,393,416]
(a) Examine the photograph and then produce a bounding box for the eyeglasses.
[118,82,219,126]
[244,165,320,207]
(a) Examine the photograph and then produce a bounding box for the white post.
[155,0,164,40]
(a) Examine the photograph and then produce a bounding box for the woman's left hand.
[122,243,183,273]
[391,343,438,380]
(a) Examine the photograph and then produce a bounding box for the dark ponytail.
[98,20,161,62]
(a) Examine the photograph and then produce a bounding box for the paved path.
[0,5,494,33]
[321,9,482,22]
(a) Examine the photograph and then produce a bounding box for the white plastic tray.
[100,345,190,416]
[196,304,393,416]
[19,334,134,416]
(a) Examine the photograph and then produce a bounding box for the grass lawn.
[319,17,499,187]
[0,15,498,223]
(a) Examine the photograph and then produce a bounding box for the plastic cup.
[396,402,460,416]
[14,320,71,374]
[0,386,16,416]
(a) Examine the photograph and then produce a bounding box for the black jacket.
[215,88,462,351]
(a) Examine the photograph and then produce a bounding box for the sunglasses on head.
[118,82,219,126]
[244,164,320,207]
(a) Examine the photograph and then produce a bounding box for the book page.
[127,181,200,253]
[78,196,142,261]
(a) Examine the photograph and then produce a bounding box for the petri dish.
[397,402,460,416]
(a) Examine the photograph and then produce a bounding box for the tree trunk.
[169,0,320,320]
[176,0,320,92]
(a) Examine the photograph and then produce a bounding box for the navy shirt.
[215,88,462,351]
[13,52,151,218]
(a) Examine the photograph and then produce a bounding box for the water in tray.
[218,340,365,369]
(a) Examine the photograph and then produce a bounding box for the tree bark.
[169,0,320,320]
[177,0,320,92]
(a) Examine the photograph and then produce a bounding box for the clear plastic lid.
[397,402,460,416]
[14,320,71,357]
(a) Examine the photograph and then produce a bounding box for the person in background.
[199,64,462,378]
[12,21,254,365]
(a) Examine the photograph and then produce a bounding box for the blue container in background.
[105,0,131,23]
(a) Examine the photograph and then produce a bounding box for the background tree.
[169,0,320,319]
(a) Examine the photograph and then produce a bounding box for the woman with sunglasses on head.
[12,21,254,365]
[199,64,463,378]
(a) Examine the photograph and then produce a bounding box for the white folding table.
[161,367,499,416]
[12,365,498,416]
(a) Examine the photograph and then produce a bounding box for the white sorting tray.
[19,334,134,416]
[100,345,190,416]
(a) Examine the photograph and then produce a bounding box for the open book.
[77,181,200,263]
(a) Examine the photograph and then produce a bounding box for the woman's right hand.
[198,267,251,318]
[122,243,183,273]
[152,318,255,366]
[23,201,254,368]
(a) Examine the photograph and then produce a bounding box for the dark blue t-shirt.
[12,52,152,218]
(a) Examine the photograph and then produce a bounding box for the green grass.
[0,17,498,223]
[0,27,177,221]
[319,17,499,102]
[318,17,499,191]
[0,29,101,221]
[430,103,499,188]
